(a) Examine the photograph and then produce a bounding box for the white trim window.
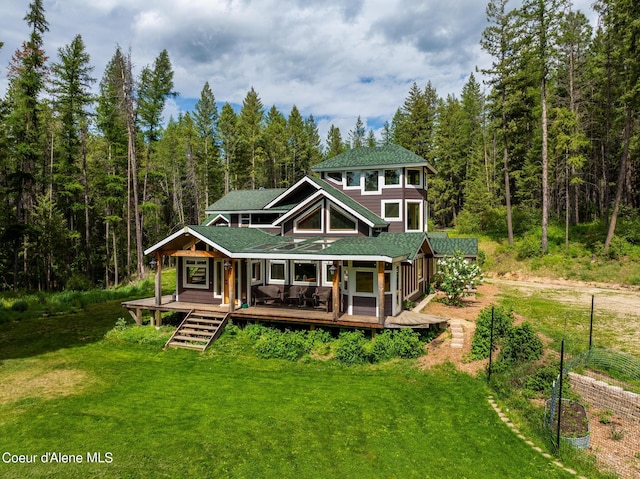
[345,171,362,189]
[384,169,402,188]
[251,260,263,285]
[381,200,402,222]
[293,261,318,285]
[363,170,381,194]
[183,258,209,289]
[406,168,423,188]
[321,261,337,287]
[406,200,423,232]
[294,203,323,233]
[328,205,357,233]
[268,260,287,284]
[240,213,251,227]
[326,171,343,186]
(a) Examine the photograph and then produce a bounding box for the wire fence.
[547,345,640,479]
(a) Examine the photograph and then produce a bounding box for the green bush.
[470,305,514,360]
[65,273,94,291]
[523,363,558,395]
[244,323,272,342]
[500,323,543,364]
[517,234,542,260]
[11,300,28,313]
[334,330,370,365]
[255,329,309,361]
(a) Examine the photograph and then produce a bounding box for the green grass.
[1,338,580,479]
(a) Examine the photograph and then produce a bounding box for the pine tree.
[325,125,345,159]
[218,103,239,194]
[286,105,306,185]
[263,105,287,187]
[4,0,49,289]
[193,82,220,209]
[349,115,366,148]
[237,87,264,189]
[49,34,96,280]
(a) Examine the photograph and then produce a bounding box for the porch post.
[378,262,385,324]
[332,261,340,321]
[154,252,162,306]
[228,260,236,313]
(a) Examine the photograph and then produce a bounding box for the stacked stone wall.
[568,372,640,421]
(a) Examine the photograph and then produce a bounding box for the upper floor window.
[329,206,357,232]
[327,171,342,184]
[364,170,379,193]
[406,168,422,187]
[295,206,322,232]
[240,214,251,227]
[384,169,401,186]
[382,200,401,221]
[346,171,361,188]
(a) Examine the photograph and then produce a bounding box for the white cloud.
[0,0,600,143]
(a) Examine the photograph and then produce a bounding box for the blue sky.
[0,0,598,143]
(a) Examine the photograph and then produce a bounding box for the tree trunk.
[541,76,549,253]
[603,105,632,253]
[501,87,514,246]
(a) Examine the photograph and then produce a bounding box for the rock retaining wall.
[568,372,640,421]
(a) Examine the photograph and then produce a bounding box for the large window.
[364,170,379,192]
[269,261,286,283]
[329,206,357,232]
[294,262,317,283]
[384,169,401,186]
[183,259,209,289]
[406,201,422,231]
[346,171,361,188]
[295,206,322,232]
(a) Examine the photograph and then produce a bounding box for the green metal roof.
[428,236,478,257]
[304,176,388,228]
[312,144,436,172]
[205,188,288,212]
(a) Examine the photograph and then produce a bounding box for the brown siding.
[384,293,393,316]
[353,296,376,317]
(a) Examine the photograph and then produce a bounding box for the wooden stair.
[164,310,230,352]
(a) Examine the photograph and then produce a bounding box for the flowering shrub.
[433,250,483,305]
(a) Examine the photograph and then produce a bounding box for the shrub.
[433,250,483,305]
[11,300,28,313]
[523,363,558,395]
[255,329,309,361]
[334,330,370,365]
[470,305,514,360]
[500,323,543,364]
[244,323,272,342]
[65,273,93,291]
[517,234,542,260]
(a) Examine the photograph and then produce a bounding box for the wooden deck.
[122,296,384,329]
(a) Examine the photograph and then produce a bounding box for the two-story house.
[123,144,477,350]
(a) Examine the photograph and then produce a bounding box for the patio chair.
[284,285,307,306]
[313,287,332,312]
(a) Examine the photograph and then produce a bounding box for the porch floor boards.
[122,296,384,329]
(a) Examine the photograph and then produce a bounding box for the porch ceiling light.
[329,263,337,274]
[150,258,158,270]
[224,260,232,271]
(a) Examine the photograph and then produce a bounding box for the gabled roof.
[205,188,288,213]
[145,226,432,263]
[268,175,387,229]
[312,144,437,174]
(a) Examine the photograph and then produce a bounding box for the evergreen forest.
[0,0,638,291]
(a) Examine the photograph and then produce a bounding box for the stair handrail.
[202,312,231,352]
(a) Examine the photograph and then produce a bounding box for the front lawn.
[0,328,582,478]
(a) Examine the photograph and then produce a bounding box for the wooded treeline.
[0,0,637,291]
